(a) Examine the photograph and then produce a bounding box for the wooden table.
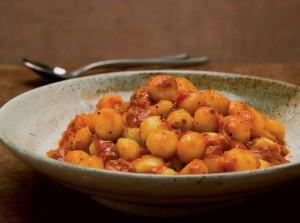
[1,64,300,223]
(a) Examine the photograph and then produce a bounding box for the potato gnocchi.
[47,75,289,175]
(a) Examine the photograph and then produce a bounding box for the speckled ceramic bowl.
[0,70,299,217]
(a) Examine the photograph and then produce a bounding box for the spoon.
[23,54,209,81]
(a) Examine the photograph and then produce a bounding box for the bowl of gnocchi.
[0,70,299,216]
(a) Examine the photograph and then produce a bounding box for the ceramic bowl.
[0,70,300,217]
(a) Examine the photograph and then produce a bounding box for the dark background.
[1,0,300,65]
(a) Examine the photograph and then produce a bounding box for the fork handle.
[71,55,209,77]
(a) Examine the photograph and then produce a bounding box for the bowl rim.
[0,69,299,180]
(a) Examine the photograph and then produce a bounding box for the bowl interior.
[1,70,300,164]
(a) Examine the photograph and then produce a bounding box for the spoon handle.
[71,56,209,77]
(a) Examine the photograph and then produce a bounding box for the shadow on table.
[26,177,298,223]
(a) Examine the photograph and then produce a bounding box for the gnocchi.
[146,130,178,159]
[116,138,142,161]
[177,131,206,163]
[167,109,193,130]
[193,107,218,132]
[47,75,289,174]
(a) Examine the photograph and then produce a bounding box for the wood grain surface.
[0,64,300,223]
[1,0,300,65]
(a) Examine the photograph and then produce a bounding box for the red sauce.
[129,87,151,109]
[176,91,188,103]
[250,144,289,165]
[124,108,149,128]
[92,138,119,163]
[204,146,224,158]
[105,159,133,172]
[47,148,66,161]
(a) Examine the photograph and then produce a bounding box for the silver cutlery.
[23,54,209,81]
